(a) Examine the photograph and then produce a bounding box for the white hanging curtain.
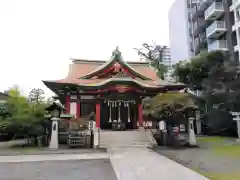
[127,103,130,123]
[118,102,121,122]
[109,101,112,123]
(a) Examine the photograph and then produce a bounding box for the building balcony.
[208,40,228,52]
[234,44,240,52]
[204,2,224,20]
[192,0,213,20]
[230,0,240,11]
[206,21,227,39]
[193,19,208,36]
[199,0,213,10]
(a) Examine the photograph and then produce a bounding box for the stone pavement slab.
[0,147,209,180]
[0,147,106,156]
[0,159,118,180]
[109,147,209,180]
[0,153,109,163]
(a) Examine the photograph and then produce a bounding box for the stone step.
[99,130,154,148]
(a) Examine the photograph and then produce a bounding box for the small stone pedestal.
[94,129,100,148]
[49,117,60,150]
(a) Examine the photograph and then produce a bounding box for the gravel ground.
[154,138,240,175]
[0,159,118,180]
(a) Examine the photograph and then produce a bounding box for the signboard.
[180,124,186,132]
[116,85,129,93]
[80,95,94,100]
[159,121,166,131]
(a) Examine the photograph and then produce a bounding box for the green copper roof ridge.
[79,47,152,80]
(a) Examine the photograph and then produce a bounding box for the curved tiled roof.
[43,48,185,91]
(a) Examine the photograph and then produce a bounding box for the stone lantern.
[186,107,197,146]
[46,101,65,149]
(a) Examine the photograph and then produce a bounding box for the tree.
[173,50,240,136]
[143,92,197,146]
[0,86,49,144]
[172,50,226,90]
[7,86,31,115]
[135,43,168,80]
[144,92,197,124]
[29,88,45,104]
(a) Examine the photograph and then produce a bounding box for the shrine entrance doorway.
[100,92,139,130]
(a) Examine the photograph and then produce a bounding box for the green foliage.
[0,86,49,139]
[172,50,240,136]
[7,86,31,115]
[172,51,226,90]
[143,92,197,124]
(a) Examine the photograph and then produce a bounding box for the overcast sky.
[0,0,174,97]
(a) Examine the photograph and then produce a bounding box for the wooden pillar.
[96,103,100,128]
[138,104,143,127]
[76,102,80,119]
[65,95,70,113]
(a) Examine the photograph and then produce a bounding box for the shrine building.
[43,48,185,129]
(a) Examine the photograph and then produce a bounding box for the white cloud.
[0,0,174,97]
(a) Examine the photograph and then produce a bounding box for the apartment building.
[168,0,192,64]
[169,0,239,62]
[230,0,240,59]
[161,47,174,81]
[162,47,171,68]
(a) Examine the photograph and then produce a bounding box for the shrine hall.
[43,48,185,129]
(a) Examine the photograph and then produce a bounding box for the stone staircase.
[100,129,157,148]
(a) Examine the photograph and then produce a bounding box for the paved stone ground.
[0,147,208,180]
[0,159,118,180]
[154,140,240,175]
[109,147,208,180]
[0,147,107,156]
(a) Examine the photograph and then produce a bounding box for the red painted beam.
[65,95,70,113]
[96,103,100,128]
[85,86,143,94]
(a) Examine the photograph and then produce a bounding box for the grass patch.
[0,144,41,153]
[213,145,240,158]
[197,171,240,180]
[197,136,233,143]
[197,136,240,158]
